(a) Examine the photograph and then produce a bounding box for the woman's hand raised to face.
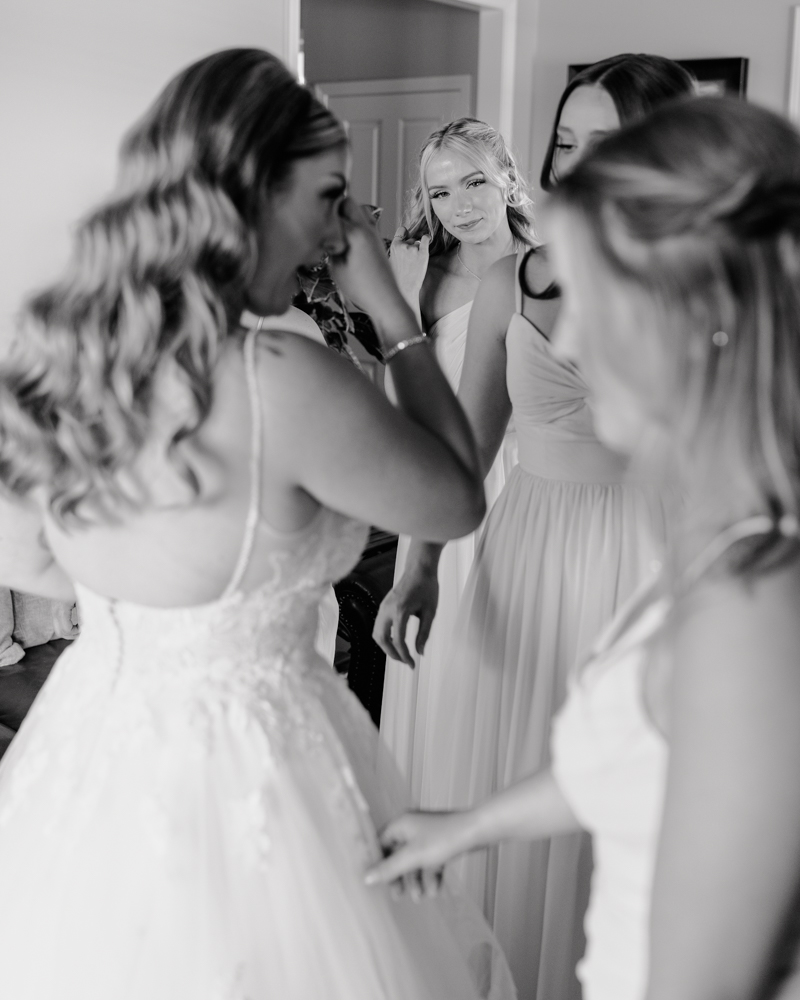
[389,227,430,309]
[327,198,413,337]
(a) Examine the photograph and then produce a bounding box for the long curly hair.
[403,118,535,256]
[551,97,800,577]
[0,48,346,525]
[540,54,696,191]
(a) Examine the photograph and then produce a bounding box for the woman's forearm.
[465,769,582,851]
[374,303,482,489]
[405,538,444,574]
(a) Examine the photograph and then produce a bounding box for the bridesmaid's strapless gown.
[421,257,667,1000]
[380,300,517,800]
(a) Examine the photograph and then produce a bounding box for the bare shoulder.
[671,558,800,702]
[253,328,361,405]
[474,253,525,311]
[485,252,518,288]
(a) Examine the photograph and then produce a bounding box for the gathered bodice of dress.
[505,253,628,483]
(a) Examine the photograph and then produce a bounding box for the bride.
[0,49,515,1000]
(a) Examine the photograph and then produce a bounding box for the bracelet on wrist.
[382,334,429,364]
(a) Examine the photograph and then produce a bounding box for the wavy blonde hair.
[403,118,535,255]
[552,97,800,576]
[0,48,346,525]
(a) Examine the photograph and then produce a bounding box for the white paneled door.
[315,76,472,238]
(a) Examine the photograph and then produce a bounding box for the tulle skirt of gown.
[427,465,665,1000]
[0,573,516,999]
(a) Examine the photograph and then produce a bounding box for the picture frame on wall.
[568,57,749,97]
[789,5,800,124]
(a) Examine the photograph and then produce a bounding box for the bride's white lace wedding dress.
[0,329,515,1000]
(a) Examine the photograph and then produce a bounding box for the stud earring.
[712,330,729,347]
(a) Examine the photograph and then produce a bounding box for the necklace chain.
[457,239,515,282]
[456,247,482,281]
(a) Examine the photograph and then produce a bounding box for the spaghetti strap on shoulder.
[514,249,527,315]
[220,328,263,599]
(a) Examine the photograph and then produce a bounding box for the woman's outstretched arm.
[365,768,581,888]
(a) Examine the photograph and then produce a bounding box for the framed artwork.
[568,57,749,97]
[789,6,800,124]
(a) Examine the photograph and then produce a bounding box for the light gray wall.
[0,0,291,350]
[303,0,479,101]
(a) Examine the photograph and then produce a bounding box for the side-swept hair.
[541,53,696,191]
[552,97,800,576]
[403,118,536,256]
[0,48,346,524]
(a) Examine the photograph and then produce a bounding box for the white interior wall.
[0,0,293,349]
[523,0,798,199]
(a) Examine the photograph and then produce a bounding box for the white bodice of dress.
[551,585,669,1000]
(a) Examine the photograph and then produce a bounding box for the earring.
[712,330,729,347]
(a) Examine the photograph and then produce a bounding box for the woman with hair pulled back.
[380,117,534,794]
[370,96,800,1000]
[0,49,517,999]
[375,53,695,1000]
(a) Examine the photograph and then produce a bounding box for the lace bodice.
[74,506,367,688]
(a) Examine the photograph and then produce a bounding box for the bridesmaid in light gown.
[377,119,533,797]
[376,56,696,1000]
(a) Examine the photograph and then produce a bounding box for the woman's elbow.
[438,477,486,541]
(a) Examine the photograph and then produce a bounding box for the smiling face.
[547,206,674,455]
[246,146,349,315]
[424,148,508,245]
[552,85,621,184]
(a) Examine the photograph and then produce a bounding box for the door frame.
[292,0,518,144]
[425,0,517,144]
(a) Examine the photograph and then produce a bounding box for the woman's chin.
[246,284,295,318]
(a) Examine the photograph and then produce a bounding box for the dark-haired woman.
[378,118,534,799]
[369,94,800,1000]
[0,50,516,999]
[375,53,695,1000]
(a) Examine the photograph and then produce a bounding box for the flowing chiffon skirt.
[425,465,666,1000]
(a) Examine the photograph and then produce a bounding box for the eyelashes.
[430,179,486,200]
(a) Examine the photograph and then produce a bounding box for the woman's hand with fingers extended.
[365,810,478,889]
[389,227,430,309]
[328,199,413,334]
[373,560,440,667]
